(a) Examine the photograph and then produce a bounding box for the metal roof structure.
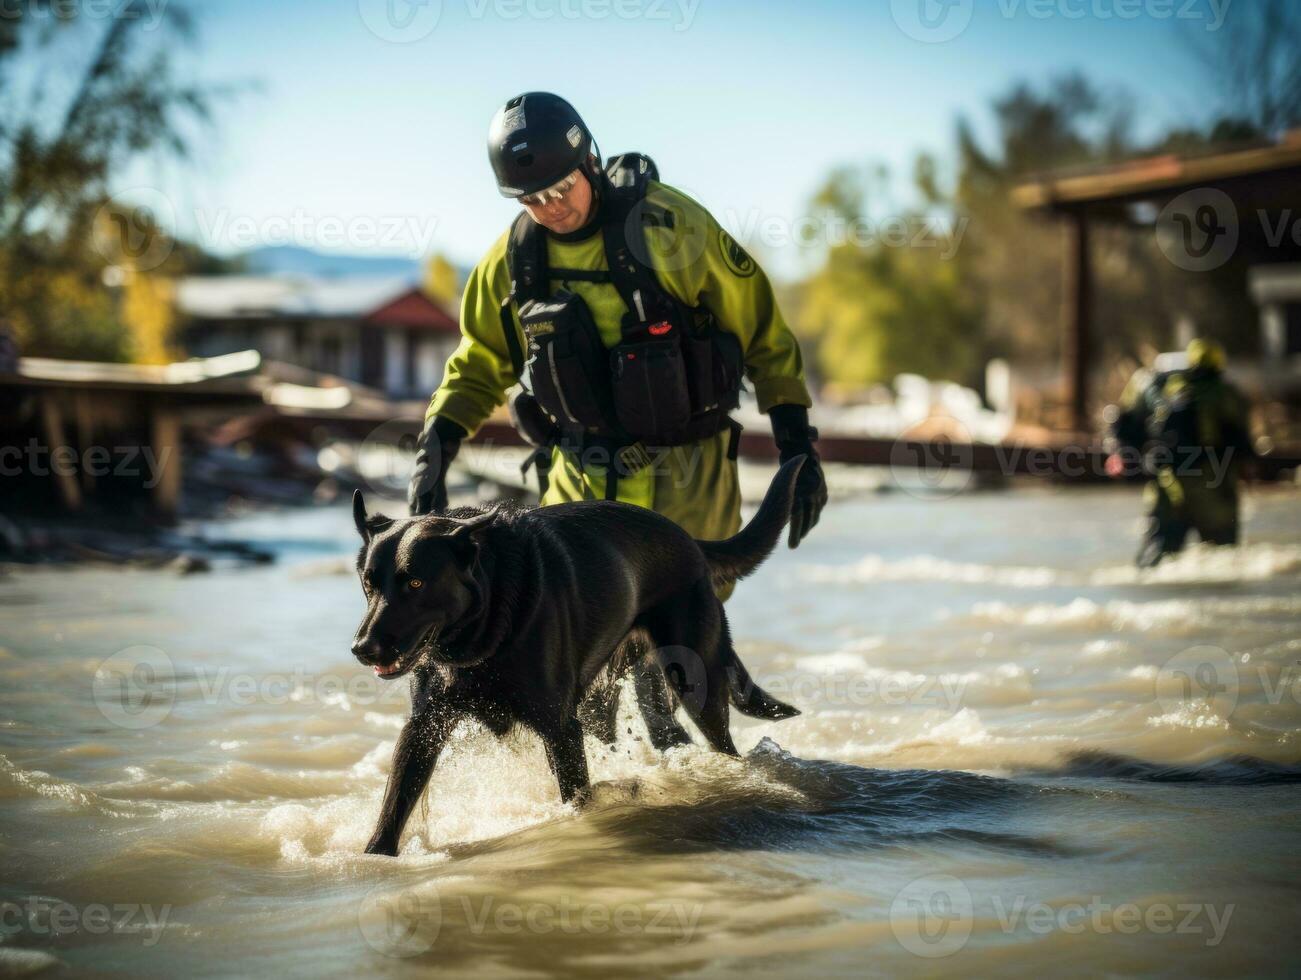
[1013,132,1301,433]
[175,276,458,333]
[1013,132,1301,215]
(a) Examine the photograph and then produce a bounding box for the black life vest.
[1149,373,1202,450]
[497,154,743,453]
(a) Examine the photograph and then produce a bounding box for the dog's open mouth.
[373,625,440,679]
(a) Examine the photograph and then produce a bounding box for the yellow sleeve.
[646,182,812,413]
[426,232,522,436]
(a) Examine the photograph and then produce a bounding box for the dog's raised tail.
[696,455,805,592]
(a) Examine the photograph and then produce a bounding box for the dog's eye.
[407,578,424,591]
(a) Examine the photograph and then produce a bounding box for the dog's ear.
[446,510,494,567]
[352,490,368,540]
[353,490,393,542]
[447,510,495,540]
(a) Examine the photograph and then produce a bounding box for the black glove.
[408,416,466,516]
[508,391,559,450]
[769,403,828,549]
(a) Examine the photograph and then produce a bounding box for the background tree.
[791,15,1292,405]
[0,0,220,360]
[1184,0,1301,138]
[423,253,461,310]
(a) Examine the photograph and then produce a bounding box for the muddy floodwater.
[2,482,1300,978]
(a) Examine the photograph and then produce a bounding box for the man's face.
[519,169,594,234]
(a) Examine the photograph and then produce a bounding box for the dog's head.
[350,490,494,679]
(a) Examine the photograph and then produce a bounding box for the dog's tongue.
[374,663,401,678]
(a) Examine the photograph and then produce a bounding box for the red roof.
[363,288,460,335]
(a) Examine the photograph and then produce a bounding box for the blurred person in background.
[1106,338,1255,567]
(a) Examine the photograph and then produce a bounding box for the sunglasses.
[517,171,581,207]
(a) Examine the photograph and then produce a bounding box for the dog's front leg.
[365,709,449,856]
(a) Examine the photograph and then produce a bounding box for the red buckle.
[648,321,672,336]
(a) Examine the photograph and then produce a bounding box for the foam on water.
[791,650,1033,707]
[1091,541,1301,585]
[799,541,1301,591]
[968,594,1301,632]
[801,554,1061,588]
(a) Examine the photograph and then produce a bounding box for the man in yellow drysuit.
[408,92,826,745]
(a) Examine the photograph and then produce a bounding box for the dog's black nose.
[351,636,387,664]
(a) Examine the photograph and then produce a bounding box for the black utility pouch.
[710,329,744,413]
[680,312,744,416]
[610,338,692,442]
[518,291,613,431]
[682,329,718,413]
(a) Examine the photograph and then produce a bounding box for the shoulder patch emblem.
[719,230,756,278]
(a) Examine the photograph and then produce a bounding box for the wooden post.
[151,406,182,523]
[74,390,96,495]
[1062,210,1092,435]
[39,393,83,512]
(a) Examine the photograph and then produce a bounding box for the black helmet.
[488,92,593,198]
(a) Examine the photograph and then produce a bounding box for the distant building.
[1249,264,1301,365]
[1014,132,1301,437]
[176,277,461,400]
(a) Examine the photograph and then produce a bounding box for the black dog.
[351,457,805,856]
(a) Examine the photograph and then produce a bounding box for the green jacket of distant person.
[408,92,827,549]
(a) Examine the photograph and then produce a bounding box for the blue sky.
[116,0,1241,278]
